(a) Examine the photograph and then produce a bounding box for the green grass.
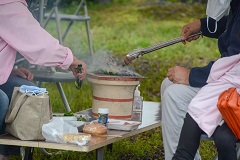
[11,0,219,159]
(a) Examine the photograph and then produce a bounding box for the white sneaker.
[194,150,202,160]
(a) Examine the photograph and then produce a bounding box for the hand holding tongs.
[75,64,83,89]
[124,31,202,65]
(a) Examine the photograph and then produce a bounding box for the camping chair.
[25,0,73,112]
[23,0,94,112]
[43,0,94,58]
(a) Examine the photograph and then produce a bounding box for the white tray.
[65,120,86,127]
[52,113,91,122]
[52,116,77,121]
[107,119,141,131]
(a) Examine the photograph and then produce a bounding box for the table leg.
[107,144,113,152]
[96,147,104,160]
[24,147,34,160]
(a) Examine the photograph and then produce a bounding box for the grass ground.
[12,0,219,159]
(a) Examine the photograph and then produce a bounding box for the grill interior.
[88,52,143,78]
[87,72,144,79]
[91,69,142,77]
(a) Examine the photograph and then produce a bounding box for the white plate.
[52,113,91,122]
[65,120,86,127]
[52,116,77,121]
[107,119,141,131]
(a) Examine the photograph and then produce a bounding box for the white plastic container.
[132,85,143,112]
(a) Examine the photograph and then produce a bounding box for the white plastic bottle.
[132,85,143,112]
[98,108,109,126]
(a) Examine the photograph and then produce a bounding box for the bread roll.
[83,123,107,135]
[62,133,91,143]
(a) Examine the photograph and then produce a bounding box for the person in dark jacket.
[161,0,240,159]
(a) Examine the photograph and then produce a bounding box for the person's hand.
[69,56,87,80]
[11,68,34,81]
[167,66,190,85]
[181,20,201,45]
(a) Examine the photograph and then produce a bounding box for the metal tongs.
[75,64,83,89]
[124,31,202,65]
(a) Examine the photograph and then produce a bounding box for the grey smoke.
[87,50,142,77]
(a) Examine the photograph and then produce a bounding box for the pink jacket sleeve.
[207,54,240,83]
[0,1,73,70]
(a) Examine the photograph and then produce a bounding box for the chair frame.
[24,0,94,112]
[43,0,94,59]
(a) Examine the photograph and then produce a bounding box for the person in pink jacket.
[0,1,87,159]
[0,0,87,84]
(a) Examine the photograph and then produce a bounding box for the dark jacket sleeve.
[188,17,228,87]
[189,61,215,87]
[200,16,228,38]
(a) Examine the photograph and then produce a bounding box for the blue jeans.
[0,75,35,156]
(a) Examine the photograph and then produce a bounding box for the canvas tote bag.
[5,87,52,140]
[217,87,240,139]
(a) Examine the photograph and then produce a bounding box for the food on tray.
[77,116,87,122]
[94,68,116,75]
[83,123,107,135]
[64,111,74,116]
[62,133,91,143]
[75,114,91,122]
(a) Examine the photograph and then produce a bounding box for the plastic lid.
[98,108,109,114]
[134,85,141,96]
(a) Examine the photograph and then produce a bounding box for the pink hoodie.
[0,0,73,85]
[0,0,27,5]
[188,54,240,137]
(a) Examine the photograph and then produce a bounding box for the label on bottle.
[133,96,143,112]
[98,113,108,126]
[131,111,142,122]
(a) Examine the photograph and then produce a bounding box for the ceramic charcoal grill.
[87,72,143,119]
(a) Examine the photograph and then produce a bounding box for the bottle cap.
[134,84,141,96]
[98,108,109,114]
